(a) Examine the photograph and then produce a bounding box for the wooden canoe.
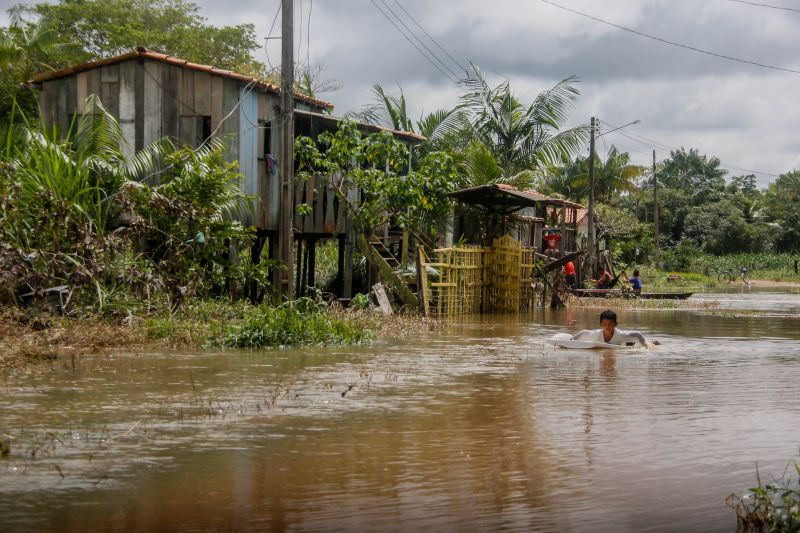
[569,289,694,300]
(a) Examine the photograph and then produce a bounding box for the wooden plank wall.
[142,60,162,150]
[258,92,281,230]
[292,173,347,236]
[36,58,353,235]
[118,61,136,159]
[238,87,259,227]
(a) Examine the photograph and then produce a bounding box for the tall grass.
[659,251,798,280]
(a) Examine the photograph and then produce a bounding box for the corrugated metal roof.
[523,189,585,209]
[294,109,427,143]
[29,47,334,110]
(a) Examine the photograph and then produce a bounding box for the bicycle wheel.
[718,271,733,284]
[741,269,751,285]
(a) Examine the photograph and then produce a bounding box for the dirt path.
[748,279,800,288]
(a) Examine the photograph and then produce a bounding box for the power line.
[727,0,800,14]
[389,0,467,73]
[297,0,303,66]
[540,0,800,76]
[377,0,461,81]
[264,3,281,71]
[599,119,780,178]
[369,0,458,83]
[307,0,312,70]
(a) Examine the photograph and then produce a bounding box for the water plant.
[220,297,374,348]
[726,459,800,532]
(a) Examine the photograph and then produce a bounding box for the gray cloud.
[2,0,797,183]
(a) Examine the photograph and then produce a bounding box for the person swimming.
[572,309,660,346]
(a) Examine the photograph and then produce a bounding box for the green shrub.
[221,298,373,348]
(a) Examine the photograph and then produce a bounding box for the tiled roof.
[29,47,334,110]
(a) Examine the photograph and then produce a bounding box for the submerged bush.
[221,298,374,348]
[727,459,800,532]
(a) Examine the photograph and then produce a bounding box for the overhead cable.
[727,0,800,14]
[377,0,461,81]
[369,0,458,83]
[390,0,467,73]
[600,120,780,177]
[540,0,800,76]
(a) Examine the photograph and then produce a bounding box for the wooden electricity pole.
[586,116,596,275]
[653,149,660,268]
[278,0,295,299]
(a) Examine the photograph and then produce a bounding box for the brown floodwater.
[2,290,800,532]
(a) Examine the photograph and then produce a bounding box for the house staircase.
[358,235,419,308]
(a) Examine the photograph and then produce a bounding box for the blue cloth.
[630,276,643,290]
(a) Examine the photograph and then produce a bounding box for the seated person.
[573,309,660,346]
[593,266,613,289]
[563,260,577,289]
[622,268,644,295]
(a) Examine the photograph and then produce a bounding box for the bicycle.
[717,266,751,285]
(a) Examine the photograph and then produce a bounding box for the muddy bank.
[0,305,438,371]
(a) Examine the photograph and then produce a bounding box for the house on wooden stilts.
[30,47,425,300]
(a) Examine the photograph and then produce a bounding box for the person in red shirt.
[563,260,576,289]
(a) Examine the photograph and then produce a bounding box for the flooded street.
[2,291,800,532]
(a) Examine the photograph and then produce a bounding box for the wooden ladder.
[368,237,401,268]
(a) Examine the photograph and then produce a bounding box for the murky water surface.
[2,291,800,532]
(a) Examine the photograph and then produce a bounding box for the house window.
[198,115,211,147]
[260,119,272,155]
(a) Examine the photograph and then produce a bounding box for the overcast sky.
[3,0,798,184]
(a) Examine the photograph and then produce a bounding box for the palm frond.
[124,137,176,182]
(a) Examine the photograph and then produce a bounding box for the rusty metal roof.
[294,109,426,143]
[29,47,334,110]
[448,184,543,215]
[522,189,585,209]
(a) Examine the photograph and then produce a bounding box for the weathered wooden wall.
[37,59,363,236]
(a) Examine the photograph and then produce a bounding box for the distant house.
[30,47,424,234]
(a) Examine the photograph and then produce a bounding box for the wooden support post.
[295,239,302,296]
[653,149,660,268]
[343,228,354,299]
[307,239,316,290]
[301,239,310,295]
[587,116,596,276]
[228,239,241,300]
[401,229,409,267]
[248,231,266,302]
[337,235,345,295]
[277,0,295,299]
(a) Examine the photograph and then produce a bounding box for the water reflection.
[3,293,800,532]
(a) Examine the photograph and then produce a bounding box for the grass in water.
[220,299,373,348]
[727,458,800,532]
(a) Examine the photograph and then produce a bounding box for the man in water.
[573,309,660,346]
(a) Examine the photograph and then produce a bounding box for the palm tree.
[0,11,78,118]
[455,140,542,191]
[575,146,643,203]
[549,146,643,204]
[348,84,464,147]
[457,64,589,179]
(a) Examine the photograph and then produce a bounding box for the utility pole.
[278,0,295,299]
[653,149,660,269]
[586,116,596,276]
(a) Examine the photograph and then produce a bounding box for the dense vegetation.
[354,79,799,266]
[0,95,271,314]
